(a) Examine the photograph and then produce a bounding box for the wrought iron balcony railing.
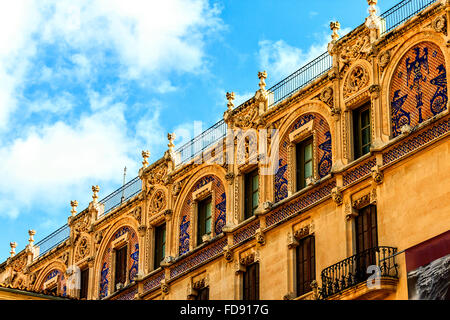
[319,246,399,299]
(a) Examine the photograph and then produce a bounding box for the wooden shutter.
[296,235,315,296]
[80,268,89,299]
[114,245,127,288]
[154,224,166,269]
[243,263,259,300]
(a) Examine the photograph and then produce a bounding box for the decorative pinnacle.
[258,71,267,91]
[167,133,176,151]
[28,230,36,246]
[226,92,235,111]
[365,0,381,30]
[330,21,340,41]
[70,200,78,216]
[142,150,150,168]
[10,242,17,257]
[92,185,100,202]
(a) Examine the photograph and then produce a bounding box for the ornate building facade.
[0,0,449,301]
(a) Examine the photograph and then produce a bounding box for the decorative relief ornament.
[293,226,310,240]
[12,255,26,272]
[319,87,334,107]
[352,193,371,209]
[378,50,391,70]
[9,242,17,257]
[255,229,265,246]
[94,230,104,245]
[75,237,90,262]
[369,84,381,99]
[150,189,166,213]
[130,206,142,223]
[339,34,371,65]
[343,65,370,98]
[148,165,168,185]
[371,165,384,184]
[331,187,343,206]
[239,253,255,266]
[223,246,233,263]
[432,15,447,35]
[330,21,340,41]
[172,181,182,197]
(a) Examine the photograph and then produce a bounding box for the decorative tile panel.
[143,271,165,293]
[267,180,336,227]
[115,287,138,300]
[342,158,376,186]
[383,117,450,165]
[178,175,226,255]
[390,42,447,137]
[171,239,227,280]
[275,113,332,203]
[99,226,139,299]
[232,220,260,246]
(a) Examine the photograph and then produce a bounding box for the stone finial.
[330,21,340,41]
[92,185,100,202]
[365,0,382,30]
[10,242,17,257]
[142,150,150,168]
[258,71,267,91]
[28,230,36,246]
[226,92,235,111]
[167,133,176,152]
[70,200,78,216]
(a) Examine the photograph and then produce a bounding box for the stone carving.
[352,193,371,209]
[432,15,447,35]
[142,150,150,168]
[319,87,334,107]
[130,206,142,223]
[150,189,166,213]
[75,237,90,262]
[343,65,370,98]
[371,165,384,184]
[378,50,391,70]
[225,172,235,185]
[94,230,104,245]
[255,229,265,246]
[148,165,168,185]
[258,71,267,91]
[369,84,381,99]
[293,226,310,240]
[11,255,26,273]
[70,200,78,216]
[172,181,182,197]
[331,187,343,206]
[60,252,69,266]
[92,185,100,202]
[239,253,255,266]
[339,34,371,65]
[226,92,235,111]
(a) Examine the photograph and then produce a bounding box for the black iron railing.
[98,176,142,217]
[381,0,436,34]
[174,119,227,165]
[34,224,70,258]
[319,246,399,299]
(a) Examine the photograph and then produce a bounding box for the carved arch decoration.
[274,102,334,203]
[149,188,167,214]
[388,40,447,137]
[74,235,91,263]
[173,166,227,256]
[94,219,139,299]
[380,31,449,138]
[342,62,371,101]
[34,260,67,296]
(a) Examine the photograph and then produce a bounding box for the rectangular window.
[355,205,378,277]
[243,262,259,300]
[114,245,127,290]
[296,235,316,297]
[154,223,166,269]
[195,287,210,300]
[296,137,314,191]
[244,169,259,220]
[353,102,371,159]
[80,268,89,299]
[197,197,212,245]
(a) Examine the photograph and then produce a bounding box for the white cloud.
[257,27,352,81]
[0,105,138,218]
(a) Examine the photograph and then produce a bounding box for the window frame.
[295,235,316,297]
[295,136,314,191]
[197,196,213,245]
[242,262,260,300]
[79,267,89,300]
[113,244,128,291]
[244,168,259,220]
[154,223,166,270]
[352,101,372,160]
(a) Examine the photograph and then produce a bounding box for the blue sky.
[0,0,401,262]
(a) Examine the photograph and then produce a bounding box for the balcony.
[319,246,399,300]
